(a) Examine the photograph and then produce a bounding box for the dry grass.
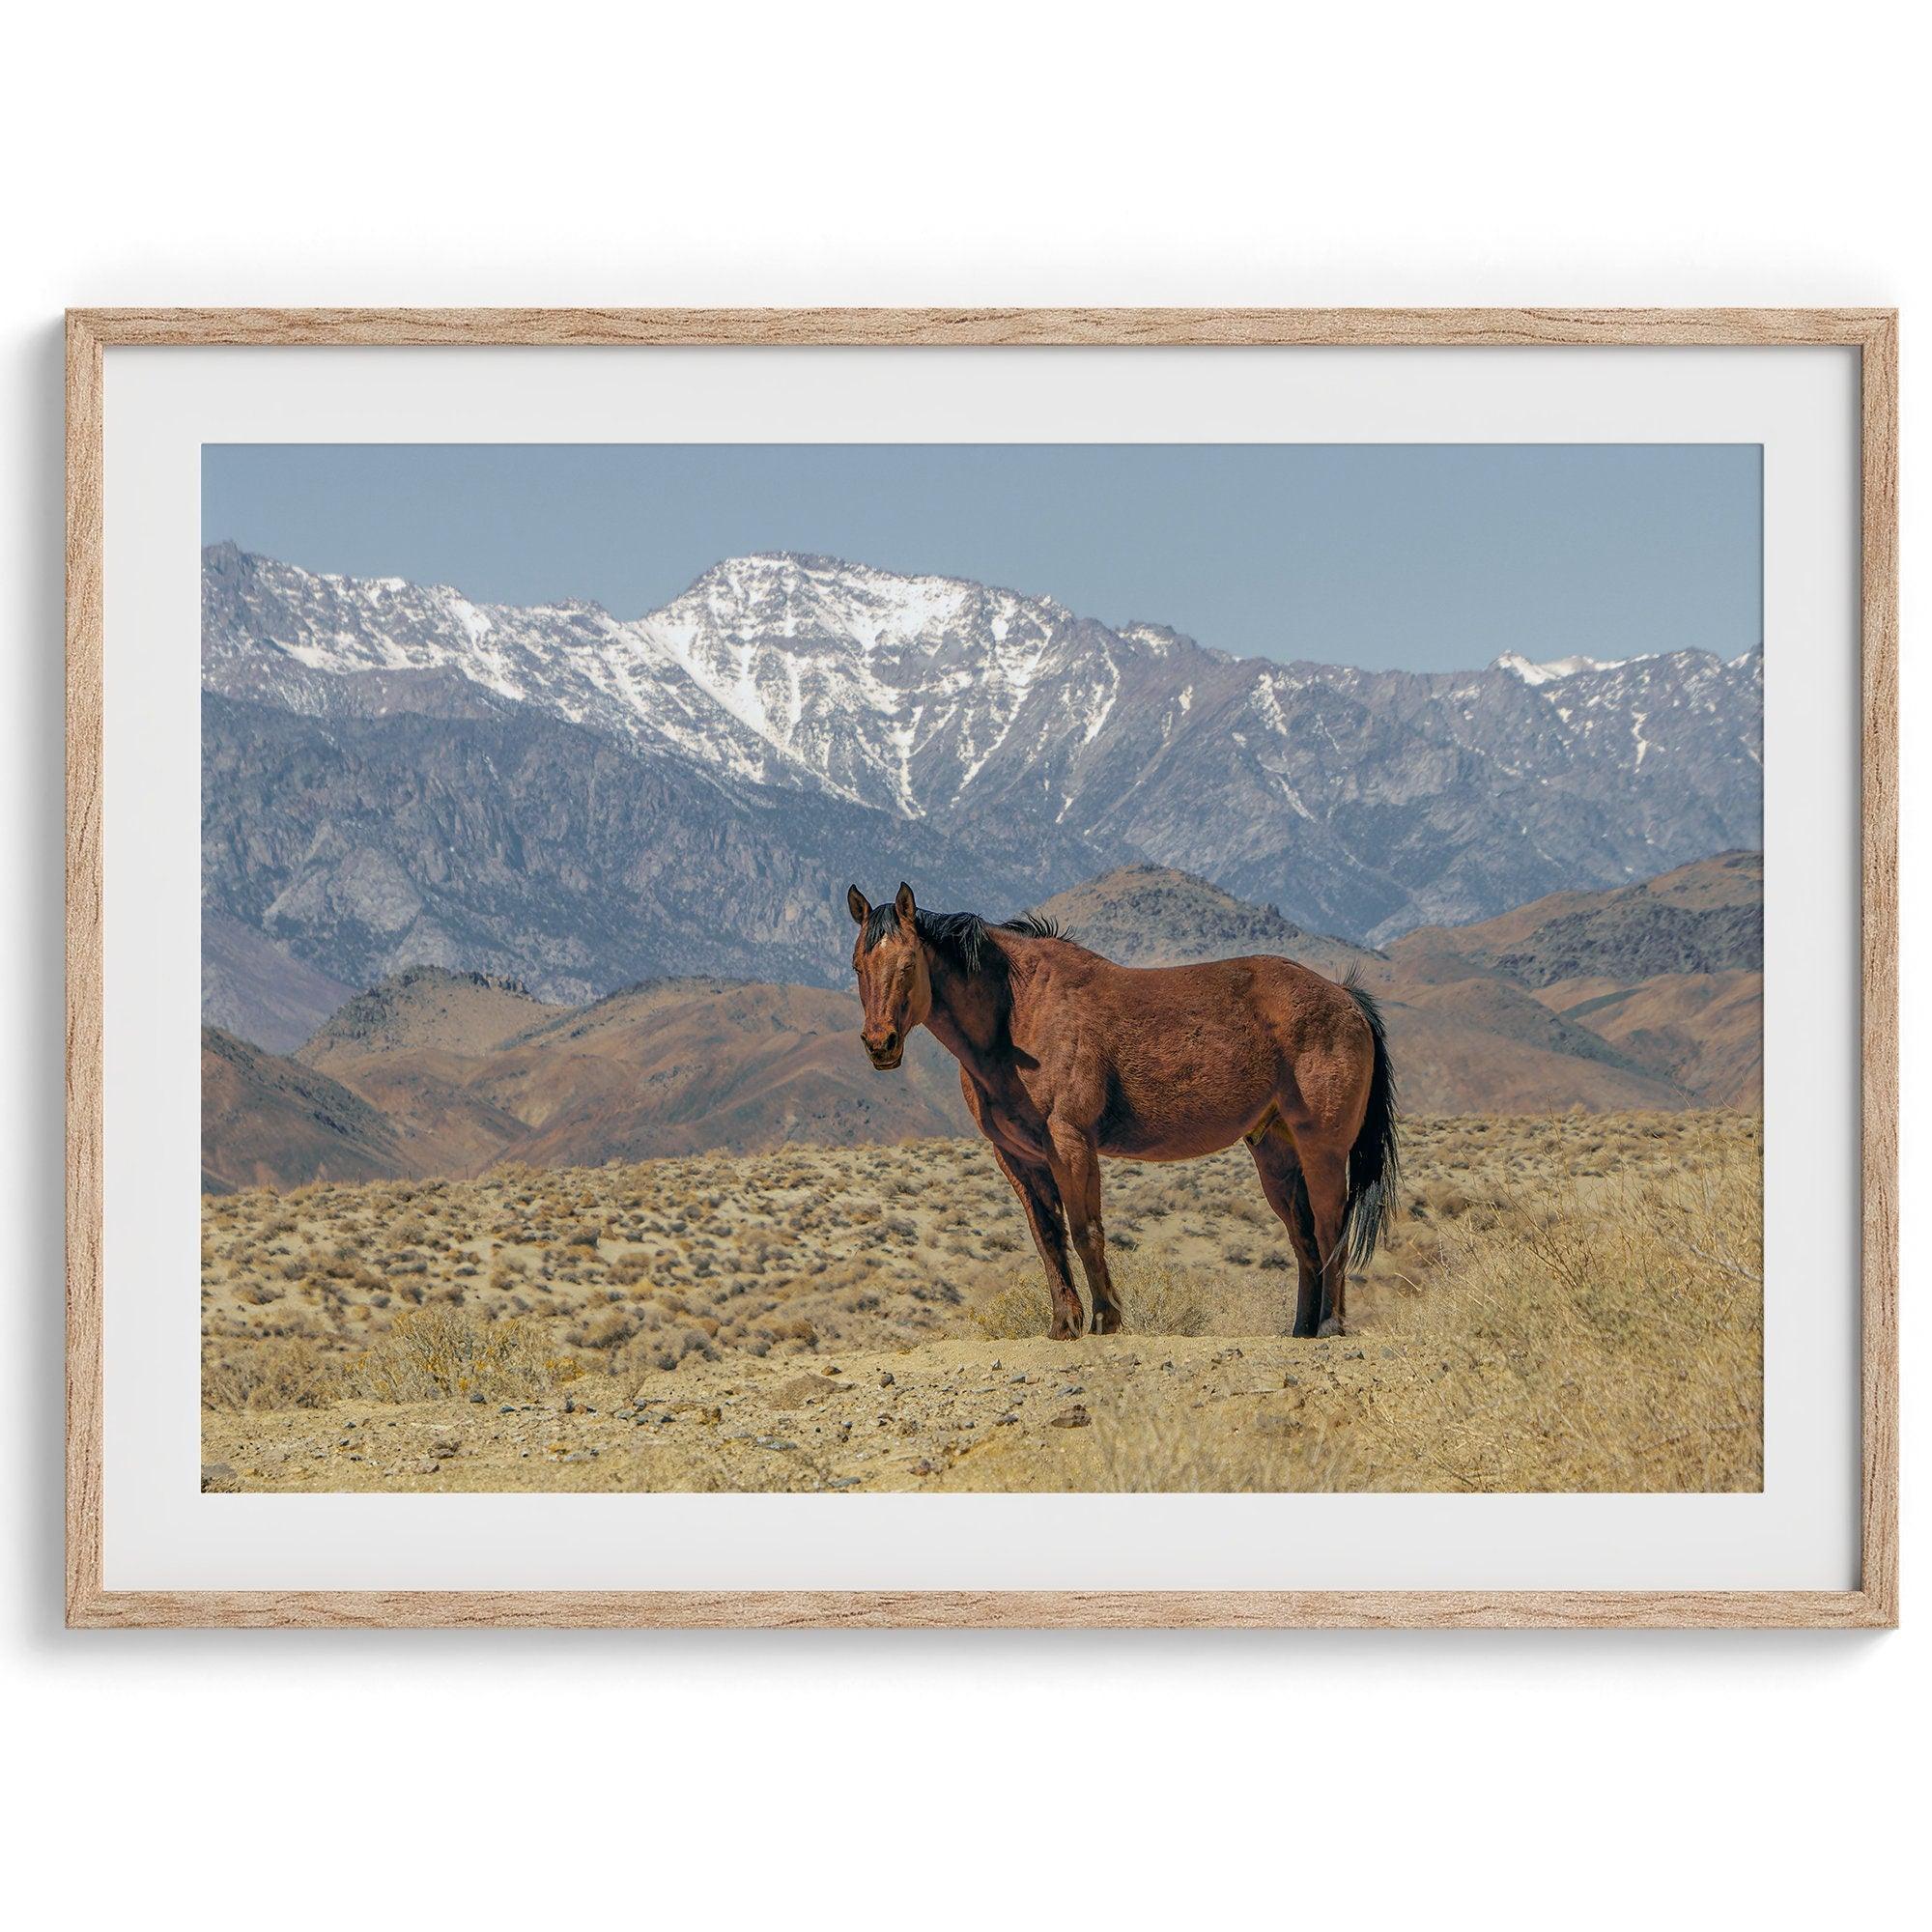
[201,1111,1761,1492]
[1373,1127,1762,1491]
[1047,1123,1762,1493]
[973,1254,1250,1339]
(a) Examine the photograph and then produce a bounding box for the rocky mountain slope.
[301,965,552,1059]
[203,544,1761,1030]
[1387,850,1762,987]
[203,912,356,1054]
[202,684,1049,1034]
[1027,864,1376,980]
[204,861,1759,1190]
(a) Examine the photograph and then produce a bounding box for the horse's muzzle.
[863,1028,903,1070]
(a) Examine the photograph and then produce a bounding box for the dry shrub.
[1219,1277,1295,1335]
[1111,1259,1212,1337]
[957,1120,1760,1492]
[969,1271,1052,1338]
[972,1256,1224,1339]
[203,1114,1761,1497]
[568,1306,638,1350]
[339,1306,582,1404]
[612,1320,721,1378]
[202,1338,339,1411]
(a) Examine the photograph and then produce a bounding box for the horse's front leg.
[1046,1122,1122,1335]
[990,1149,1087,1340]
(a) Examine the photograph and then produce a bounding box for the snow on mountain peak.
[1494,650,1641,687]
[204,545,1761,913]
[639,554,1092,814]
[660,552,1071,658]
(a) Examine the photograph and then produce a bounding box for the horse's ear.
[895,881,917,922]
[846,885,870,926]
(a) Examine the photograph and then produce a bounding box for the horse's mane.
[862,902,1064,975]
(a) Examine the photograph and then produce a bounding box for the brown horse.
[847,881,1398,1341]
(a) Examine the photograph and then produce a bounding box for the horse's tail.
[1341,975,1400,1267]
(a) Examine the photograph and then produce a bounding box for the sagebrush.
[202,1111,1761,1492]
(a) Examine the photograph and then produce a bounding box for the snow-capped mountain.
[203,542,801,788]
[1493,650,1634,685]
[205,545,1174,821]
[202,543,1762,1032]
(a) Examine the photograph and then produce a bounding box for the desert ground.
[202,1108,1761,1493]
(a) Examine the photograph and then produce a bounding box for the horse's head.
[847,881,930,1070]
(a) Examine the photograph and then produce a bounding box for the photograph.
[197,439,1766,1498]
[14,5,1920,1920]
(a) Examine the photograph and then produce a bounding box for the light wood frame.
[65,307,1899,1630]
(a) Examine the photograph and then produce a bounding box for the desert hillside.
[1382,852,1762,1105]
[202,1110,1762,1495]
[204,858,1761,1191]
[205,972,977,1190]
[1028,864,1375,980]
[1386,850,1761,984]
[1538,971,1762,1108]
[300,965,554,1060]
[202,1027,410,1194]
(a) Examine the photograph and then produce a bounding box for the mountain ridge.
[202,861,1760,1191]
[204,544,1761,1022]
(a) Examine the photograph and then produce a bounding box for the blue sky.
[204,442,1761,672]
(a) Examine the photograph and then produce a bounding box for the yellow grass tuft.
[972,1255,1220,1338]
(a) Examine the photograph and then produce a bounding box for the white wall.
[3,5,1919,1923]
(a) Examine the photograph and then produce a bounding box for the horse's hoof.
[1093,1307,1124,1335]
[1317,1316,1346,1339]
[1048,1321,1083,1342]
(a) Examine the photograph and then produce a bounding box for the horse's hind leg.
[1045,1122,1123,1335]
[1298,1142,1351,1338]
[1246,1126,1323,1337]
[991,1148,1087,1340]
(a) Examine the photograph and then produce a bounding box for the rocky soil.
[202,1330,1443,1494]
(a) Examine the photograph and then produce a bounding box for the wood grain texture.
[62,307,1900,1631]
[1858,314,1900,1628]
[62,1588,1895,1632]
[68,305,1894,348]
[65,312,104,1631]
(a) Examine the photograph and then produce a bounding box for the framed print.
[65,308,1897,1628]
